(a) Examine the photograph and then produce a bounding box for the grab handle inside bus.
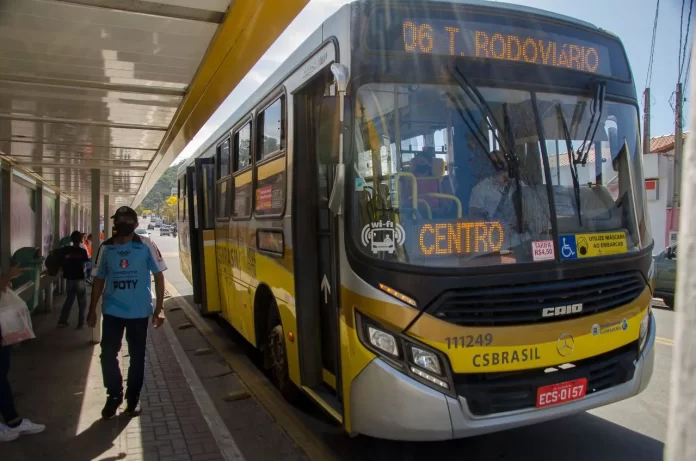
[318,96,345,215]
[326,63,351,216]
[318,96,340,164]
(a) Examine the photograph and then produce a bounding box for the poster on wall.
[43,195,56,257]
[669,231,678,247]
[11,181,36,254]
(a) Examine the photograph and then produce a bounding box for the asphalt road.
[143,219,673,461]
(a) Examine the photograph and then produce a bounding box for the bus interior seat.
[521,185,551,234]
[578,185,621,227]
[416,157,445,216]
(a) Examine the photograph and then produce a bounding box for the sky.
[174,0,693,164]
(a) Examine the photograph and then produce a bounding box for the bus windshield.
[349,82,651,267]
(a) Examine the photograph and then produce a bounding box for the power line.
[679,0,686,81]
[646,0,661,89]
[685,45,693,92]
[680,0,694,82]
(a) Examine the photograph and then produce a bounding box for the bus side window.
[254,95,287,217]
[216,137,232,219]
[232,121,252,219]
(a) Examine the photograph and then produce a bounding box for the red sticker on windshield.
[532,240,555,261]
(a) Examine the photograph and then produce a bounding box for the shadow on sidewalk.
[4,289,128,461]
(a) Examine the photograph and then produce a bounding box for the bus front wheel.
[266,322,299,402]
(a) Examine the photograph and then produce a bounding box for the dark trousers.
[59,279,87,326]
[0,345,19,423]
[100,314,149,403]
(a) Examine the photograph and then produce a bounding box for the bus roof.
[441,0,602,32]
[178,6,341,173]
[178,0,617,172]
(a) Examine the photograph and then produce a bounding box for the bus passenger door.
[185,166,203,305]
[194,157,221,314]
[293,67,343,417]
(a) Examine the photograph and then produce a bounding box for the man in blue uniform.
[87,206,167,419]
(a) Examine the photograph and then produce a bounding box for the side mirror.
[317,96,340,164]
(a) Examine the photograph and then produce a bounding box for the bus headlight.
[356,312,455,395]
[410,346,442,375]
[367,325,399,357]
[640,304,651,350]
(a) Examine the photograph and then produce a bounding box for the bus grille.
[454,342,639,416]
[430,271,645,327]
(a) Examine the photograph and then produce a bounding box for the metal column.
[104,195,110,237]
[65,199,72,234]
[0,164,12,274]
[54,193,61,247]
[90,169,101,344]
[35,185,44,253]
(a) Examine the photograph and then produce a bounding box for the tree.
[161,195,177,223]
[142,166,178,212]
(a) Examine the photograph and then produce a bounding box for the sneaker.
[0,424,19,442]
[7,419,45,436]
[124,401,141,417]
[101,397,123,420]
[57,322,69,328]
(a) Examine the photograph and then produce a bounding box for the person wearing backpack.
[56,231,90,329]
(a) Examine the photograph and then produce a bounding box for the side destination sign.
[559,231,628,260]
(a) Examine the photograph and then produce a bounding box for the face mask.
[114,223,135,236]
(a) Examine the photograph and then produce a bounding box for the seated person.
[411,148,439,209]
[468,150,525,249]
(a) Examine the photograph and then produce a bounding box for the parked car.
[135,228,151,239]
[160,225,171,237]
[147,222,155,230]
[653,244,677,309]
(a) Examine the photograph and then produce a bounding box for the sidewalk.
[4,285,233,461]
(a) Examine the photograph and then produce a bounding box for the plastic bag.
[0,288,35,346]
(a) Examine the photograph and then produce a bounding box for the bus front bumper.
[349,313,656,441]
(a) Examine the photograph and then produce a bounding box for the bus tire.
[266,319,300,402]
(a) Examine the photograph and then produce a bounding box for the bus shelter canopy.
[0,0,307,208]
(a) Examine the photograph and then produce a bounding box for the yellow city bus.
[178,0,655,440]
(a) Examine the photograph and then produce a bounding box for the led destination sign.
[400,19,612,75]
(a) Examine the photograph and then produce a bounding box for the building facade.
[644,133,685,253]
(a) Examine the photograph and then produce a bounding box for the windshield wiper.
[445,65,518,169]
[445,65,524,232]
[554,81,606,226]
[576,81,606,165]
[556,104,583,226]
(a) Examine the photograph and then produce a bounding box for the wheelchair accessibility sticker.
[559,232,628,260]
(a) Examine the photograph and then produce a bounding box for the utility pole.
[666,53,696,460]
[673,82,683,211]
[643,88,651,157]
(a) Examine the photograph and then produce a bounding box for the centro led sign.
[419,221,504,255]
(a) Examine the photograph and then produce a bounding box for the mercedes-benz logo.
[556,333,575,357]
